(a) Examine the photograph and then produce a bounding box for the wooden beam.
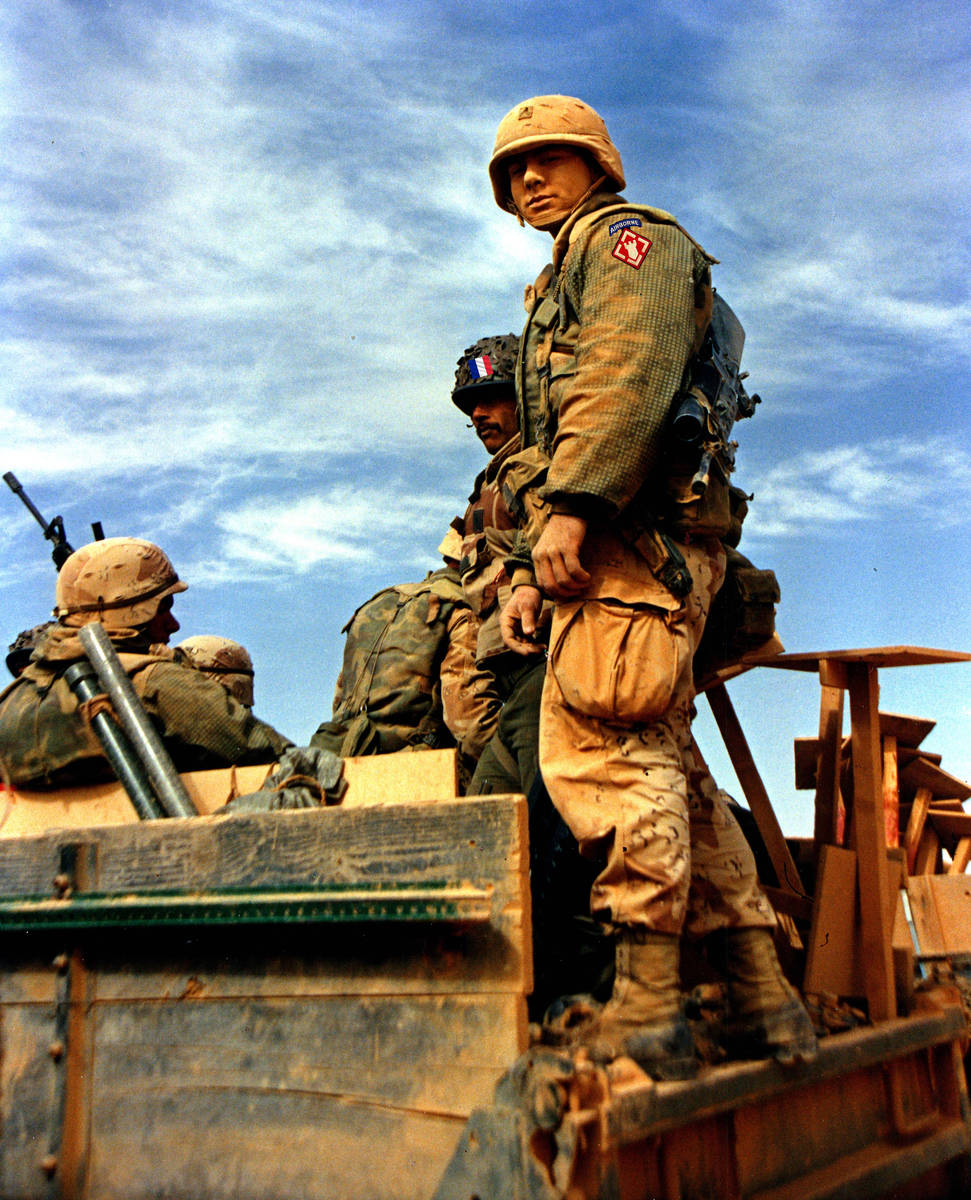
[813,667,846,853]
[903,787,933,875]
[882,734,899,850]
[846,662,895,1021]
[704,683,805,897]
[948,838,971,876]
[913,824,942,876]
[878,713,936,749]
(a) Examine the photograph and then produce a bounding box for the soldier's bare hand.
[500,586,547,656]
[532,514,590,599]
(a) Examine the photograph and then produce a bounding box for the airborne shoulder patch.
[611,228,653,270]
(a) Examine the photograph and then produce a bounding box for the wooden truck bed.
[0,790,530,1199]
[2,731,971,1199]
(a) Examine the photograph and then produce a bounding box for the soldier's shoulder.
[572,202,716,265]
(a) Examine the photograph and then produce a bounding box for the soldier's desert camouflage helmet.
[452,333,519,415]
[55,537,187,630]
[489,95,625,214]
[178,635,255,707]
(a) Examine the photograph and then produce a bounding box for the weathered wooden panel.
[0,962,61,1199]
[0,748,459,838]
[88,1086,465,1200]
[1,797,531,1200]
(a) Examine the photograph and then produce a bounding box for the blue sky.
[2,0,970,833]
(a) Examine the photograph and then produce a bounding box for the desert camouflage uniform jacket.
[450,433,524,667]
[0,625,292,789]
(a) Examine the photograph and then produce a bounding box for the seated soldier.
[0,537,291,789]
[177,635,255,708]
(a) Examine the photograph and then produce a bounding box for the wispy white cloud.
[745,435,971,539]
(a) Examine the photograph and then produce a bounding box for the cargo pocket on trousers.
[549,598,689,725]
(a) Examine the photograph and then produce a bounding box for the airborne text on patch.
[611,229,653,269]
[608,217,642,235]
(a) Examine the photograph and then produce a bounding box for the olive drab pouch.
[693,547,781,684]
[661,460,734,541]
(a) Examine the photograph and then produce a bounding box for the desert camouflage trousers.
[540,528,776,938]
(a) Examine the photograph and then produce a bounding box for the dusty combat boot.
[547,930,698,1080]
[709,928,818,1064]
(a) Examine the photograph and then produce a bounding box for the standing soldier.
[490,95,815,1075]
[447,334,546,798]
[450,332,613,1013]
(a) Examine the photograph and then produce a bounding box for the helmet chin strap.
[510,172,608,233]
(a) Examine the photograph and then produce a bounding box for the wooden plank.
[846,662,895,1020]
[906,875,971,956]
[899,757,971,802]
[898,747,942,768]
[878,713,936,749]
[913,826,942,876]
[0,794,521,894]
[85,1077,470,1200]
[803,844,905,1001]
[704,683,805,895]
[882,734,899,849]
[904,787,934,875]
[813,673,846,852]
[88,993,521,1119]
[948,839,971,876]
[804,844,859,997]
[760,885,813,923]
[0,963,62,1198]
[0,749,461,839]
[793,737,818,791]
[927,811,971,840]
[754,646,971,672]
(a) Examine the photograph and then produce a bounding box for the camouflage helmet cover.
[489,95,626,213]
[55,537,187,630]
[178,634,255,707]
[6,621,55,678]
[452,333,519,415]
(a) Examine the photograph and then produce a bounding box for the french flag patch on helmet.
[468,355,494,379]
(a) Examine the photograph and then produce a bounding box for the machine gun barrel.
[3,471,75,569]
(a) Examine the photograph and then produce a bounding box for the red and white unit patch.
[611,230,653,269]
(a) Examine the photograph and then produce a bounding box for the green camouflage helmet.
[452,333,519,416]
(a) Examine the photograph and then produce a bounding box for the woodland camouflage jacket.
[310,568,500,769]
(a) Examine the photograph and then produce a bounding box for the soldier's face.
[146,595,180,645]
[470,389,518,453]
[507,146,598,233]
